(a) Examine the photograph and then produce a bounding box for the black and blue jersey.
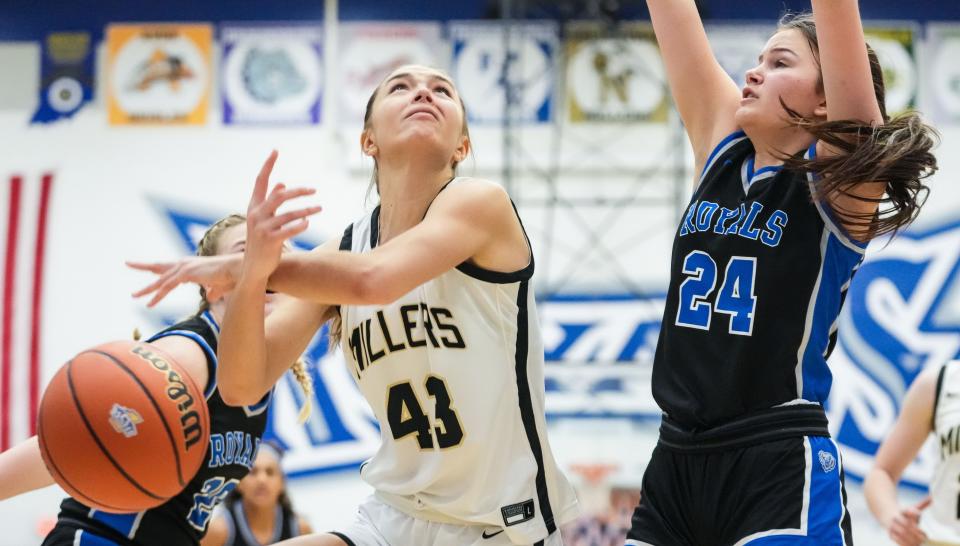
[45,311,272,546]
[652,131,865,435]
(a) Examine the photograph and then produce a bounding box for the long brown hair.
[776,13,938,239]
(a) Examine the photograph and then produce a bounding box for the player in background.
[203,440,313,546]
[865,359,960,546]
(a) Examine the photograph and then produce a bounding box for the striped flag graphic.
[0,173,53,452]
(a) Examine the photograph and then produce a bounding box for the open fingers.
[255,185,316,218]
[131,265,179,298]
[250,150,279,208]
[274,218,311,241]
[126,261,174,274]
[262,205,323,233]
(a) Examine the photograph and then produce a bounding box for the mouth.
[741,87,758,101]
[405,107,439,120]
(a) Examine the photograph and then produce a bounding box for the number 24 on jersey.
[676,251,757,336]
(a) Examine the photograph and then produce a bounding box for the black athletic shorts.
[43,519,134,546]
[625,435,853,545]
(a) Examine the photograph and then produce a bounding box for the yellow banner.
[107,24,213,125]
[566,22,668,123]
[864,25,918,116]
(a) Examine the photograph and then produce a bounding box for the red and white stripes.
[0,173,53,451]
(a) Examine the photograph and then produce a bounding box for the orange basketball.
[37,340,210,513]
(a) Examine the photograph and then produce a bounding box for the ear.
[360,129,378,158]
[451,134,470,165]
[813,98,827,119]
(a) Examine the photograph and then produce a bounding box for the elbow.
[354,265,400,306]
[217,378,266,407]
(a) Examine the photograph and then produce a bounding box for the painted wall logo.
[827,218,960,485]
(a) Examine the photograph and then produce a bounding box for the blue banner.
[31,31,94,124]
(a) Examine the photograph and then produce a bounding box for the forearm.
[811,0,883,123]
[0,436,55,500]
[218,278,270,405]
[864,468,902,529]
[269,251,381,305]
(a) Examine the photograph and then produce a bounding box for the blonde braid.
[290,358,314,424]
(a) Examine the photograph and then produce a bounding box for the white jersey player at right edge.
[865,359,960,546]
[128,63,579,546]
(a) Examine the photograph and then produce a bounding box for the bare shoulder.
[910,362,943,399]
[297,513,314,534]
[431,177,512,216]
[149,334,210,390]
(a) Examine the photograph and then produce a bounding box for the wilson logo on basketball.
[130,345,204,450]
[109,403,144,438]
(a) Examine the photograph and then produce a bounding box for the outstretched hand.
[128,254,239,308]
[888,496,930,546]
[128,150,321,307]
[241,150,322,283]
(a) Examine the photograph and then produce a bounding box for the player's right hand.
[241,150,322,284]
[887,497,930,546]
[128,254,239,307]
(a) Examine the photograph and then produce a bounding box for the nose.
[745,66,762,85]
[413,84,433,103]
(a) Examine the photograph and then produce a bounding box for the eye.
[435,85,452,96]
[389,82,408,93]
[774,59,787,68]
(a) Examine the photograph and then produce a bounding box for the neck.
[206,302,225,325]
[375,155,454,245]
[241,498,278,534]
[742,124,814,170]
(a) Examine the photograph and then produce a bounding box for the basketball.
[36,340,210,513]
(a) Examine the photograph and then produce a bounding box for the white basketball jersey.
[923,360,960,544]
[337,181,579,545]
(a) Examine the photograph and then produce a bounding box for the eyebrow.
[758,47,798,62]
[384,72,455,88]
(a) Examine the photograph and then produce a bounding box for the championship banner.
[221,24,323,125]
[864,24,918,116]
[705,23,771,88]
[106,24,213,125]
[565,22,668,123]
[31,32,94,124]
[449,21,557,124]
[922,24,960,125]
[338,22,444,124]
[828,218,960,485]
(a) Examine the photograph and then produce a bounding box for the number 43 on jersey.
[676,251,757,335]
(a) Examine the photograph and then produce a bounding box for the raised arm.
[810,0,886,228]
[267,179,523,305]
[218,244,334,406]
[864,365,937,545]
[646,0,741,175]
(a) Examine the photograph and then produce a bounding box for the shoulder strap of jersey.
[934,361,951,430]
[698,130,749,185]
